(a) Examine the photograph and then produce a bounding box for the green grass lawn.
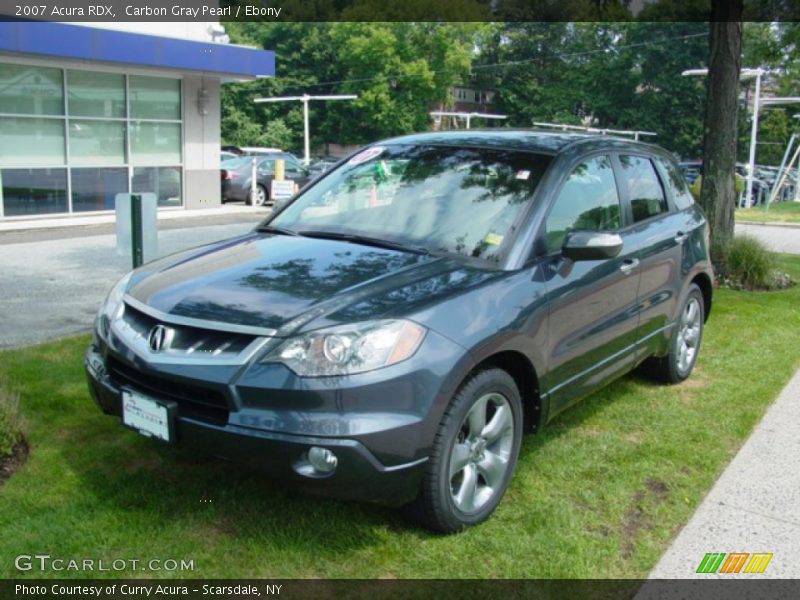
[737,201,800,224]
[1,256,799,579]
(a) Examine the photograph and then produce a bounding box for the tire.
[249,184,268,206]
[404,368,523,533]
[644,283,705,384]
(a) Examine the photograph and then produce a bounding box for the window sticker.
[483,233,504,246]
[515,170,531,180]
[348,146,385,165]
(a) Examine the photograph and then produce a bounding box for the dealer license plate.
[121,389,173,443]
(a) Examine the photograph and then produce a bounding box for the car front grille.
[121,302,257,359]
[107,356,230,426]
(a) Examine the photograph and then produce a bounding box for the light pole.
[682,67,764,207]
[429,111,507,129]
[254,94,358,165]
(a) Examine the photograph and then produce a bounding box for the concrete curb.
[649,367,800,579]
[738,220,800,229]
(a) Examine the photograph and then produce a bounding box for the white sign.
[271,180,296,200]
[115,193,158,261]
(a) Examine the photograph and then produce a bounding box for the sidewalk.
[649,367,800,578]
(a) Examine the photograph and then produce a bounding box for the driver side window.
[544,155,621,253]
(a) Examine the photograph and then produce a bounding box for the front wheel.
[405,368,523,533]
[249,184,268,206]
[645,283,705,383]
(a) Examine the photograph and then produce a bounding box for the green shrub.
[0,388,22,458]
[719,236,790,290]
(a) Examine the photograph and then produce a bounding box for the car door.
[615,154,686,358]
[538,153,643,415]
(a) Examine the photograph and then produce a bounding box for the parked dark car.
[734,163,770,207]
[86,131,713,532]
[221,153,311,205]
[308,155,341,178]
[678,160,702,185]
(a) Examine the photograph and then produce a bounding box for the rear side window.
[544,155,621,253]
[656,157,695,210]
[619,155,668,222]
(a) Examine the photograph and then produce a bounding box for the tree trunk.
[700,1,743,266]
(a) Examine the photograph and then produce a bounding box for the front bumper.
[84,335,464,506]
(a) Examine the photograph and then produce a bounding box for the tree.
[699,0,744,264]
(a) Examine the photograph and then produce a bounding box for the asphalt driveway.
[736,222,800,255]
[0,219,259,348]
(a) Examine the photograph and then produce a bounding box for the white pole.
[466,114,471,129]
[795,154,800,202]
[302,95,310,166]
[745,70,762,208]
[250,157,257,206]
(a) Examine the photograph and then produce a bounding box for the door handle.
[619,258,639,275]
[674,231,689,244]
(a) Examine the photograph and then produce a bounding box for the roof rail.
[532,122,657,141]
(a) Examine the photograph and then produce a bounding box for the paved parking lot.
[0,218,260,348]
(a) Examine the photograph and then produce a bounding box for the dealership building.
[0,21,274,222]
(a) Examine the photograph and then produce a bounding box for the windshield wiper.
[296,230,432,255]
[256,225,299,236]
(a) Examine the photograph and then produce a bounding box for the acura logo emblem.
[147,325,172,352]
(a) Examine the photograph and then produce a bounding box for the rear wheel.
[404,368,523,533]
[645,284,705,383]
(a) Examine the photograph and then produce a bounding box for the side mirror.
[562,231,623,261]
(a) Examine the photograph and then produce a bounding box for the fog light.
[308,446,338,473]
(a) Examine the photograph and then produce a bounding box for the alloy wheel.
[449,392,515,514]
[676,297,702,373]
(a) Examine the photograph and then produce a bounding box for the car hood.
[128,232,503,336]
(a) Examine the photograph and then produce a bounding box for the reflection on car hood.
[128,233,503,335]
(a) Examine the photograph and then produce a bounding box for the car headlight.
[95,273,132,339]
[262,319,426,377]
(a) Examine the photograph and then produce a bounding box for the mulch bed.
[0,437,29,486]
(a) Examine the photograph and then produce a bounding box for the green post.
[130,194,143,269]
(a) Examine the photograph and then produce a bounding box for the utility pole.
[254,94,358,165]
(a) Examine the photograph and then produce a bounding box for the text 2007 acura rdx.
[86,131,713,532]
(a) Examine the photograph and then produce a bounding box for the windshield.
[269,144,551,261]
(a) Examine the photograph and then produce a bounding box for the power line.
[263,31,709,94]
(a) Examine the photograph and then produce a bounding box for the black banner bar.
[1,0,800,23]
[4,580,800,600]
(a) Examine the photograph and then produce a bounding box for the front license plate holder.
[121,388,177,444]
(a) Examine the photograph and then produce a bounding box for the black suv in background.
[87,131,713,532]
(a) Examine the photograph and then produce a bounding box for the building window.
[68,120,126,166]
[0,117,66,167]
[0,63,183,218]
[129,75,181,120]
[71,167,128,213]
[66,70,125,118]
[0,64,64,116]
[133,167,182,208]
[0,168,68,216]
[130,122,182,165]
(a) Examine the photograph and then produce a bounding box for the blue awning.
[0,22,274,79]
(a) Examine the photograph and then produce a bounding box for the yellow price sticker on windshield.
[483,233,504,246]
